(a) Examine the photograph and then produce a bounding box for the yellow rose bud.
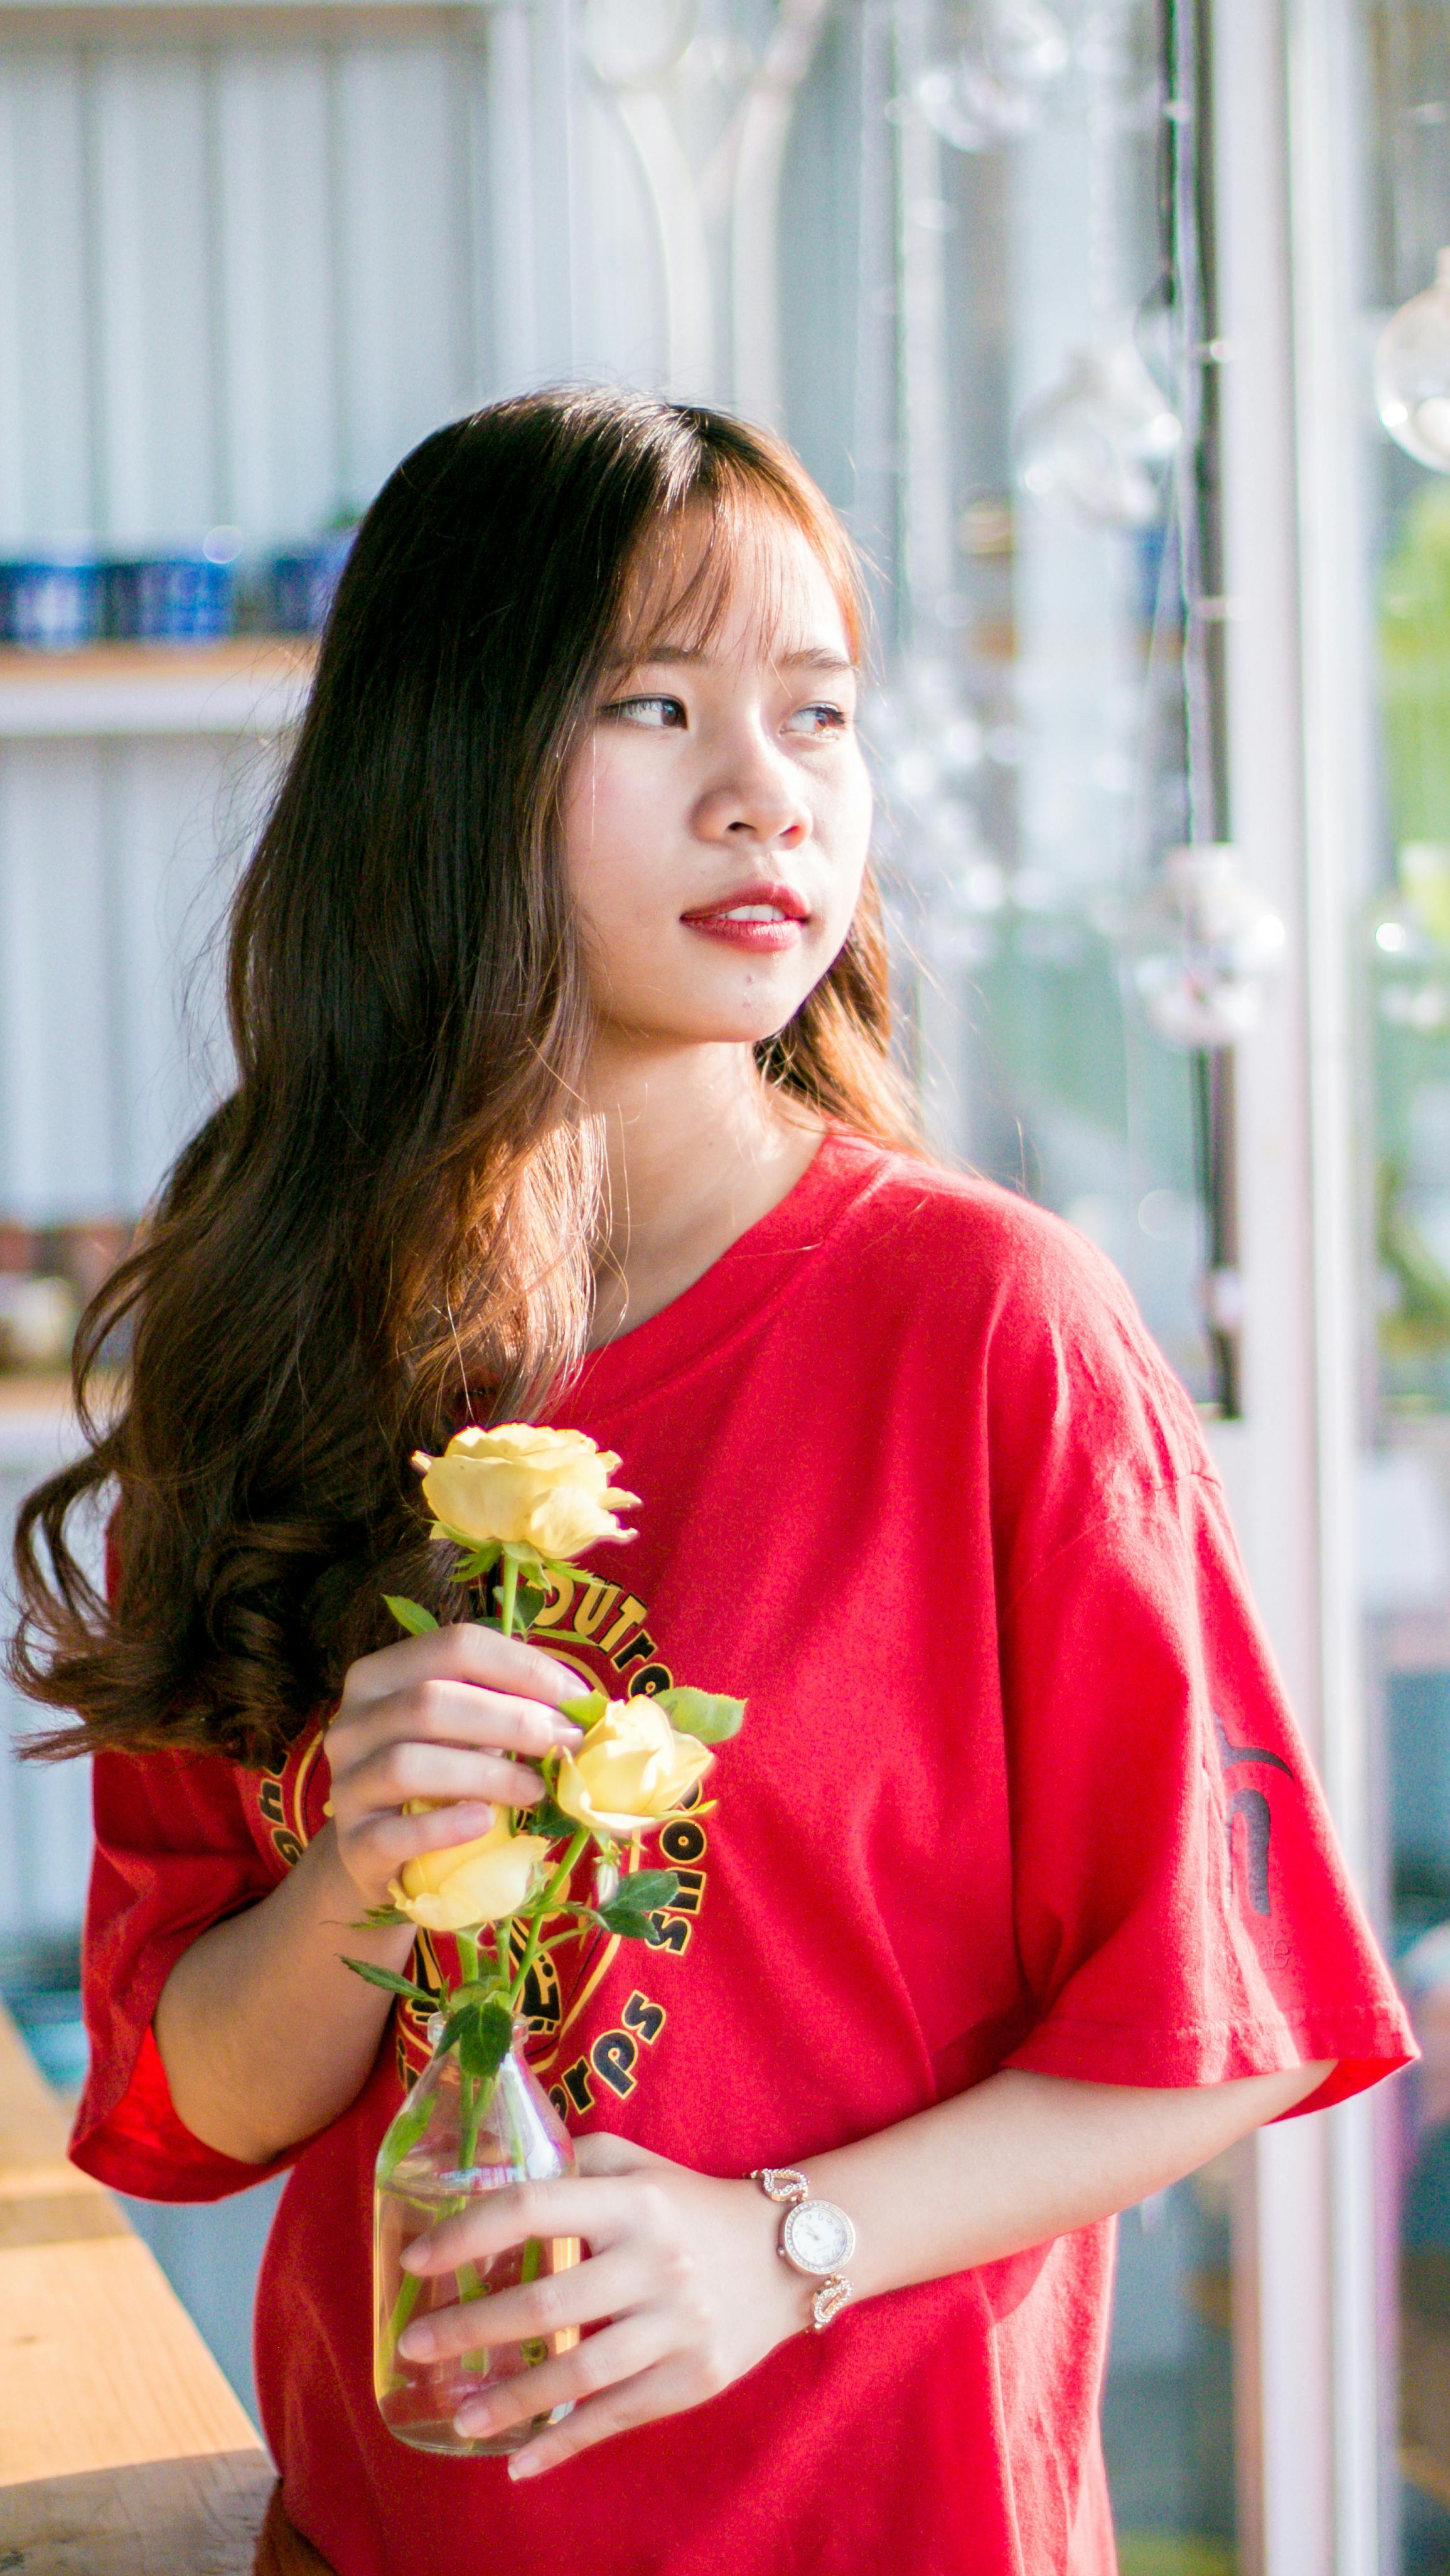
[412,1423,639,1562]
[389,1813,552,1931]
[554,1699,712,1837]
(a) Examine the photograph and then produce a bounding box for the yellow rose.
[389,1813,552,1931]
[555,1699,712,1836]
[412,1423,639,1562]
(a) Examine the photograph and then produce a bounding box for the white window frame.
[1210,3,1388,2570]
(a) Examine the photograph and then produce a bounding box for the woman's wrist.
[300,1818,414,1963]
[733,2175,815,2349]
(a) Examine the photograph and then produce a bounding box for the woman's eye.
[783,702,849,738]
[602,694,687,730]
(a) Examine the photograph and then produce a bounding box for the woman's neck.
[584,1035,824,1346]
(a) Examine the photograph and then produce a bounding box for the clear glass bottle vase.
[373,2013,579,2457]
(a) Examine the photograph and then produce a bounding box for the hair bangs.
[613,432,867,675]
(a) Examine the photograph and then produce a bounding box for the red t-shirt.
[71,1137,1414,2576]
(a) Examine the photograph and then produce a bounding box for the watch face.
[782,2198,856,2277]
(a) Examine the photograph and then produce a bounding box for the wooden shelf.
[0,638,315,738]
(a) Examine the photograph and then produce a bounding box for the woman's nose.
[694,755,810,849]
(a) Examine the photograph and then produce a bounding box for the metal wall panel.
[0,51,92,539]
[0,14,486,549]
[0,732,247,1221]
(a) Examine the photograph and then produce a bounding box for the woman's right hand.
[325,1625,586,1911]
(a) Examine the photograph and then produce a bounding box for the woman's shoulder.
[824,1134,1150,1330]
[819,1135,1210,1496]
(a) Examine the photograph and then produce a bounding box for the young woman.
[13,390,1412,2576]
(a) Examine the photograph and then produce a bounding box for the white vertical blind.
[0,734,249,1222]
[213,46,341,538]
[0,19,489,551]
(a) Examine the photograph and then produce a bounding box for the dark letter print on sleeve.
[1216,1714,1293,1919]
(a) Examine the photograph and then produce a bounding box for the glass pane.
[864,0,1226,1411]
[1353,4,1450,2568]
[1103,2169,1238,2576]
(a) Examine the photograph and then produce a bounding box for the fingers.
[507,2361,690,2479]
[404,2175,652,2275]
[327,1627,589,1907]
[399,2246,641,2364]
[338,1677,581,1771]
[450,2316,675,2449]
[345,1622,585,1717]
[341,1731,549,1817]
[336,1798,508,1888]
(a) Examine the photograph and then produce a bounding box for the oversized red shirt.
[72,1137,1414,2576]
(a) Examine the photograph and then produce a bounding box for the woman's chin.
[599,1012,805,1056]
[598,962,828,1051]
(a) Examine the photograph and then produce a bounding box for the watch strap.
[750,2167,856,2332]
[753,2166,810,2207]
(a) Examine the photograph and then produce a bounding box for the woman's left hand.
[395,2132,805,2476]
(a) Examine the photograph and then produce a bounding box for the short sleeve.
[70,1745,295,2201]
[999,1464,1415,2115]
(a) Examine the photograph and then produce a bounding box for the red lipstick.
[680,881,810,952]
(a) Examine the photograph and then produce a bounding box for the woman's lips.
[680,887,809,952]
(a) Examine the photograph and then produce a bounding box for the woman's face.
[562,511,872,1054]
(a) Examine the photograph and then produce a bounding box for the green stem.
[454,1931,481,2171]
[508,1830,590,2015]
[456,2260,491,2373]
[500,1552,519,1638]
[379,2265,425,2391]
[518,2233,548,2368]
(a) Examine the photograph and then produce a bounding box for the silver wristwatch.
[752,2166,856,2329]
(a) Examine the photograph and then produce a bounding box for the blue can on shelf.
[0,554,105,650]
[105,529,241,642]
[268,529,356,635]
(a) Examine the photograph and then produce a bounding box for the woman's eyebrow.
[606,643,857,674]
[606,643,707,668]
[775,647,859,676]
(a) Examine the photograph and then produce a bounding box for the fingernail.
[397,2325,429,2360]
[508,2452,545,2480]
[552,1719,585,1746]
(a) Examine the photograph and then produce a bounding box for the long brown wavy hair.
[10,388,920,1771]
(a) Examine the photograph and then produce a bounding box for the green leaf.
[448,1973,504,2005]
[360,1902,411,1928]
[384,1594,439,1638]
[513,1577,549,1635]
[596,1870,680,1935]
[654,1686,746,1744]
[528,1795,581,1842]
[340,1955,438,2010]
[502,1541,546,1574]
[559,1688,608,1729]
[448,1543,501,1586]
[450,1991,515,2083]
[378,2086,436,2181]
